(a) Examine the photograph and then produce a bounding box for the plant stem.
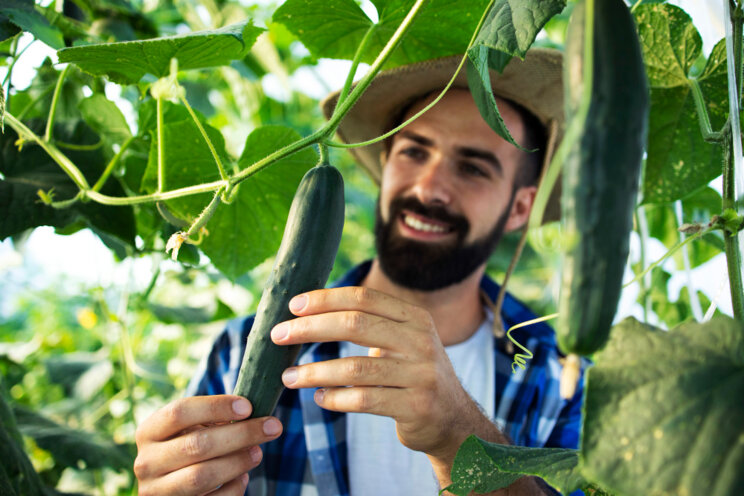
[44,65,70,143]
[5,112,91,190]
[92,135,135,192]
[325,0,495,150]
[723,0,744,320]
[335,24,379,110]
[156,96,165,193]
[324,0,430,137]
[179,94,229,181]
[86,179,227,205]
[690,78,724,143]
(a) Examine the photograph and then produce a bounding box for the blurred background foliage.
[0,0,729,494]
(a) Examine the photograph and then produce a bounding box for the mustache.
[388,196,469,235]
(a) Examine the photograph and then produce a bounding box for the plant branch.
[86,179,227,205]
[44,65,70,143]
[722,127,744,319]
[156,96,165,193]
[5,112,91,190]
[690,78,724,143]
[178,94,229,181]
[324,0,495,150]
[93,135,135,192]
[336,23,379,110]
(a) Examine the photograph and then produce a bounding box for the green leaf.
[446,436,587,495]
[0,0,64,49]
[582,317,744,496]
[0,120,137,249]
[471,0,566,70]
[0,383,45,496]
[273,0,490,69]
[465,0,564,147]
[635,4,726,204]
[57,21,264,84]
[13,405,131,471]
[198,125,318,279]
[78,93,132,143]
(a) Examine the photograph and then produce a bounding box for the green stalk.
[690,78,723,143]
[325,0,496,149]
[92,135,135,192]
[723,0,744,320]
[86,179,227,205]
[44,65,70,143]
[335,24,379,110]
[178,94,229,181]
[156,96,165,193]
[324,0,430,136]
[5,112,90,190]
[528,0,596,229]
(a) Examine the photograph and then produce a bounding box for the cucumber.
[233,163,345,418]
[556,0,649,358]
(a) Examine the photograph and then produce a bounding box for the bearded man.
[134,49,586,496]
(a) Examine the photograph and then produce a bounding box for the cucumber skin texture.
[557,0,649,356]
[233,164,345,418]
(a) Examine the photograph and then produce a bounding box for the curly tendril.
[506,313,560,373]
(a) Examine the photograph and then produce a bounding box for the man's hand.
[134,395,283,496]
[270,286,486,461]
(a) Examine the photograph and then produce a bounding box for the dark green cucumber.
[233,163,344,417]
[556,0,649,357]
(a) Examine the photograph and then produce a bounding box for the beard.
[374,192,515,291]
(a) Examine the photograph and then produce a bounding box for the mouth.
[398,210,455,239]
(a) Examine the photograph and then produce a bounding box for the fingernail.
[282,367,298,386]
[314,388,325,403]
[232,399,252,417]
[289,294,307,313]
[271,322,288,341]
[263,418,281,436]
[241,472,250,486]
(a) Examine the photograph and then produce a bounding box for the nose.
[410,157,452,206]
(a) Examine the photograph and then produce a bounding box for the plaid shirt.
[186,261,586,496]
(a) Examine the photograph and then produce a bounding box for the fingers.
[281,357,422,389]
[313,386,422,423]
[289,286,430,325]
[139,448,259,496]
[137,417,283,478]
[136,395,253,443]
[205,473,250,496]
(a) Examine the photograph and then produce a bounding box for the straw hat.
[321,48,564,222]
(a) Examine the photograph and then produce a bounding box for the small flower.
[166,231,188,261]
[76,308,98,329]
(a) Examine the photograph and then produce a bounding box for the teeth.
[403,215,448,233]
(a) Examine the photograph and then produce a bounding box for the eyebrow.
[398,130,504,177]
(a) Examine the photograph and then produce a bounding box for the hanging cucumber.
[556,0,649,396]
[233,162,345,417]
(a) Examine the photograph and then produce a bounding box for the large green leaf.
[0,120,137,249]
[198,125,318,279]
[582,317,744,496]
[273,0,490,69]
[0,0,64,49]
[635,4,726,204]
[465,0,565,148]
[13,405,131,471]
[57,21,264,84]
[446,436,587,495]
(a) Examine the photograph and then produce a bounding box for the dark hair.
[383,92,547,189]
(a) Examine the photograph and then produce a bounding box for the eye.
[459,161,489,178]
[399,146,428,162]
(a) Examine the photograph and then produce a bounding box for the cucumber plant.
[1,1,742,495]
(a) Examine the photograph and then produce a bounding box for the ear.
[504,185,537,232]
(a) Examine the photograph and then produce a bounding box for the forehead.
[395,89,527,152]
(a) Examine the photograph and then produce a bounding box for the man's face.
[375,89,536,290]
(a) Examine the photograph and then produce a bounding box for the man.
[133,49,585,496]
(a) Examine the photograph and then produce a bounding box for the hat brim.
[321,48,564,222]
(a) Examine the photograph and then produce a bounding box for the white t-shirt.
[342,316,495,495]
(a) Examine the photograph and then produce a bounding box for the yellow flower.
[76,308,98,329]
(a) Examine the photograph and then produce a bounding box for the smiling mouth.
[400,212,454,234]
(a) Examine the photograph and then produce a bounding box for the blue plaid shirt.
[186,261,586,496]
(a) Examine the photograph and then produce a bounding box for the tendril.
[506,313,559,373]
